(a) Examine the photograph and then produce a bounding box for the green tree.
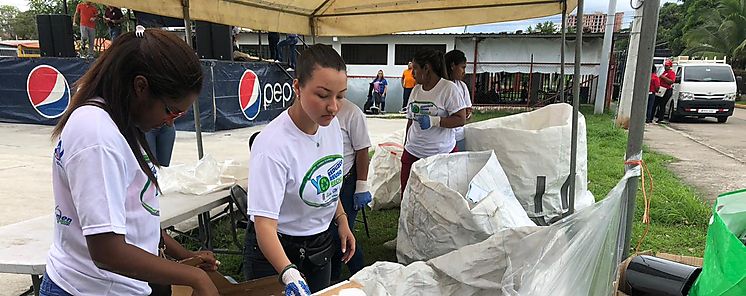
[683,0,746,68]
[0,5,21,39]
[526,25,534,34]
[535,21,557,34]
[657,2,686,55]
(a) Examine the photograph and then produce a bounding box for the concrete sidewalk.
[0,116,406,295]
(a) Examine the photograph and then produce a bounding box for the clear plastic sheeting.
[397,151,534,264]
[158,154,246,195]
[368,131,405,210]
[352,171,634,296]
[465,103,594,225]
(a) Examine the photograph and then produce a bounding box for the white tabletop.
[0,189,232,275]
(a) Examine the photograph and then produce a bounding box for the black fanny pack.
[278,227,334,269]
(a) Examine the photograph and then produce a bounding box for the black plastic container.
[623,255,702,296]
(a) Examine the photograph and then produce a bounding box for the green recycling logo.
[299,154,343,207]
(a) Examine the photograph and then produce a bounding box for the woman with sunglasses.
[243,44,355,296]
[41,27,219,296]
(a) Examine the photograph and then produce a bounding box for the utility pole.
[615,0,644,128]
[594,0,617,114]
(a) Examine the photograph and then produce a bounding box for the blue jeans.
[40,274,73,296]
[330,166,365,280]
[109,26,121,40]
[145,125,176,167]
[277,36,297,68]
[79,25,95,56]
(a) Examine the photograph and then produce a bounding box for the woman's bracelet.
[334,212,348,223]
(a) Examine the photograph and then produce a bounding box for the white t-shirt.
[337,99,371,175]
[248,111,344,236]
[453,80,472,142]
[47,104,160,295]
[405,78,467,158]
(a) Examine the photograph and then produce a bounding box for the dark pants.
[646,93,656,122]
[373,92,386,112]
[402,87,413,109]
[40,274,73,296]
[277,36,297,68]
[109,26,121,40]
[145,125,176,167]
[267,32,280,60]
[243,226,332,293]
[330,167,365,281]
[653,88,673,121]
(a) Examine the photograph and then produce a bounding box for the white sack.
[159,154,246,195]
[352,171,634,296]
[396,150,534,264]
[464,103,594,224]
[368,131,405,210]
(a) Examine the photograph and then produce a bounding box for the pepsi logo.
[27,65,71,119]
[239,70,262,120]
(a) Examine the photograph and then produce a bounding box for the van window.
[684,66,735,82]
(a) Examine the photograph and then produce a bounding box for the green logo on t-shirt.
[299,155,343,207]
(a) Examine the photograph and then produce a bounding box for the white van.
[665,57,738,123]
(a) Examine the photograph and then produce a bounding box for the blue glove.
[353,180,372,210]
[282,266,311,296]
[415,115,441,130]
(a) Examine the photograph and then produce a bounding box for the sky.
[0,0,679,33]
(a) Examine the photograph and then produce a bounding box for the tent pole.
[568,0,582,215]
[594,0,617,114]
[622,0,661,259]
[559,0,566,103]
[182,0,204,160]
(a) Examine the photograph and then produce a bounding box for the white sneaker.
[286,67,294,71]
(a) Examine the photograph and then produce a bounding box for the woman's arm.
[438,109,467,128]
[355,148,369,181]
[86,233,217,294]
[254,217,292,273]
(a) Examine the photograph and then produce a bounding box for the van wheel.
[667,101,682,122]
[717,116,728,123]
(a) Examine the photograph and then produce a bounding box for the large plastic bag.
[464,103,594,225]
[159,154,246,195]
[352,171,633,296]
[396,150,534,264]
[690,190,746,296]
[368,131,405,210]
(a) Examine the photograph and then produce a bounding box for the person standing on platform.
[444,50,472,151]
[103,6,124,41]
[400,62,416,113]
[243,44,356,296]
[73,1,99,58]
[267,32,280,61]
[277,34,299,70]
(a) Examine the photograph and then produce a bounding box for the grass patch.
[178,105,711,281]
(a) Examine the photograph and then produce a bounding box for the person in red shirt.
[654,59,677,123]
[647,64,661,123]
[73,1,99,58]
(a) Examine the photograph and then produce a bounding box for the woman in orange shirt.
[401,62,417,112]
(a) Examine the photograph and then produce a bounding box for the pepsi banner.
[0,57,293,132]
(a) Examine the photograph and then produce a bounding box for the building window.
[394,44,447,65]
[341,44,388,65]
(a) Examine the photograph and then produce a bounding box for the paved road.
[644,108,746,203]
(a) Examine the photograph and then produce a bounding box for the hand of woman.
[337,219,357,263]
[191,250,219,271]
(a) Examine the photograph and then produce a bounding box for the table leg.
[31,275,41,296]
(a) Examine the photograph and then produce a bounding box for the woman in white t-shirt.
[243,44,356,296]
[42,27,219,296]
[445,49,473,151]
[401,49,468,193]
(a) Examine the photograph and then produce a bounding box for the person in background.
[103,6,124,40]
[401,49,467,193]
[243,44,355,296]
[444,50,472,151]
[400,62,416,113]
[277,34,299,70]
[41,27,218,296]
[330,98,371,282]
[654,59,676,124]
[267,32,280,61]
[371,70,388,113]
[73,1,99,58]
[145,124,177,167]
[647,64,661,124]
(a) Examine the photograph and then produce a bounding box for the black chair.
[226,184,249,251]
